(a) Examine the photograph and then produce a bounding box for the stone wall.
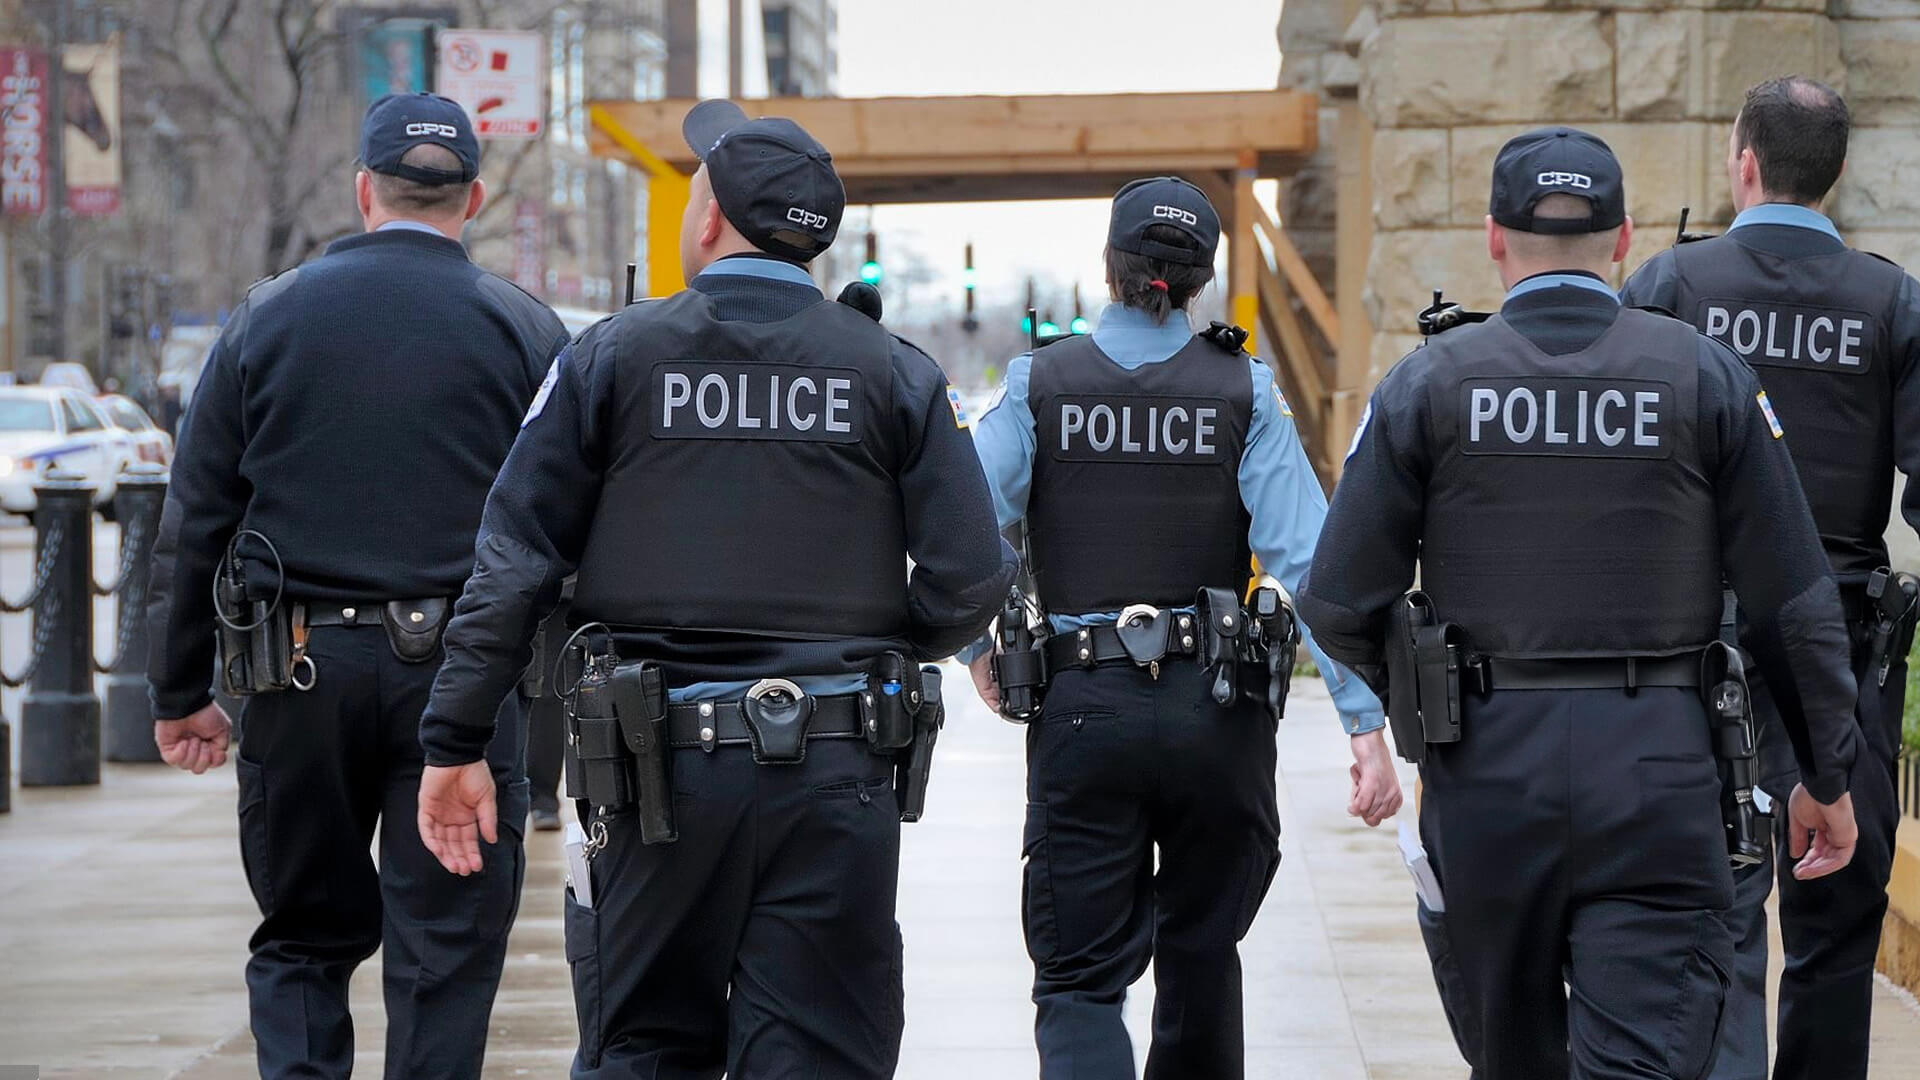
[1342,0,1920,382]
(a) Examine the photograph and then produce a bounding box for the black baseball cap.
[1489,127,1626,235]
[1108,177,1220,266]
[360,93,479,184]
[682,99,844,263]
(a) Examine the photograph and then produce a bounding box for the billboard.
[62,38,120,216]
[0,47,47,216]
[437,30,546,139]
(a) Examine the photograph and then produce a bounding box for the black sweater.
[147,228,569,719]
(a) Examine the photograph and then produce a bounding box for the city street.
[3,571,1920,1078]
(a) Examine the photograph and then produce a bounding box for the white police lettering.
[786,206,828,231]
[405,122,459,138]
[1056,397,1222,463]
[1700,300,1872,373]
[653,363,863,443]
[1152,204,1199,227]
[1463,377,1671,459]
[1536,171,1592,189]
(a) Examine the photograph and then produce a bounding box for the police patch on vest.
[1460,377,1673,459]
[1051,394,1229,463]
[1699,298,1875,374]
[650,363,863,443]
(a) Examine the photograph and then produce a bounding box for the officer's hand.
[418,762,498,876]
[968,652,1001,713]
[1347,729,1403,827]
[154,702,232,775]
[1785,784,1857,881]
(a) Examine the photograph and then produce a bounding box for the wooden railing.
[1248,201,1340,484]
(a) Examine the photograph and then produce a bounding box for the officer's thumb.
[476,774,499,846]
[837,281,883,323]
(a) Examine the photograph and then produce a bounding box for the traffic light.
[1070,282,1089,334]
[1022,278,1036,336]
[861,232,883,285]
[1039,313,1060,337]
[962,241,979,334]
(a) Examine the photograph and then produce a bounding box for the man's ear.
[465,178,487,223]
[1485,215,1506,264]
[700,197,727,247]
[1612,216,1634,264]
[355,170,373,219]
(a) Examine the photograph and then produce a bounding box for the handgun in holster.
[214,546,293,696]
[992,588,1046,723]
[1702,641,1766,868]
[607,661,676,845]
[896,664,945,823]
[1249,586,1298,720]
[1383,591,1468,763]
[1865,567,1920,690]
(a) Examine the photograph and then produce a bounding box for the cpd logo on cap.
[1153,204,1199,227]
[405,122,460,138]
[786,207,829,231]
[1536,171,1593,189]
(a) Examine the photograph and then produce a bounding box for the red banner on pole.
[0,48,48,217]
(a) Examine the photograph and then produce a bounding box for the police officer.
[146,94,567,1080]
[1297,128,1863,1079]
[414,100,1015,1078]
[961,177,1401,1079]
[1620,77,1920,1080]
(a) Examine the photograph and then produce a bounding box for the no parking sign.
[436,30,545,139]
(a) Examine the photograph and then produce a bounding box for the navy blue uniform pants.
[235,624,529,1080]
[564,738,904,1079]
[1022,660,1281,1080]
[1420,687,1735,1080]
[1710,629,1903,1080]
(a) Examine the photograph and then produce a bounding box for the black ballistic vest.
[1026,333,1252,613]
[571,291,910,645]
[1669,236,1909,580]
[1421,308,1720,658]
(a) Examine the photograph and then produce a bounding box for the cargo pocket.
[234,754,274,912]
[564,887,604,1069]
[1657,911,1732,1080]
[1021,801,1057,963]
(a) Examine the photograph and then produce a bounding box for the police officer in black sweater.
[146,95,567,1080]
[415,100,1014,1078]
[1298,128,1861,1080]
[1621,77,1920,1080]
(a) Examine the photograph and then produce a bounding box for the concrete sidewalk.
[3,670,1918,1078]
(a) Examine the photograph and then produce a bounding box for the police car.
[0,386,138,516]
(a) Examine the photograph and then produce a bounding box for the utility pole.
[45,0,67,361]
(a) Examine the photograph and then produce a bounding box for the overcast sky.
[829,0,1286,319]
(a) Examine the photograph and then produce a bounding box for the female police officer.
[963,177,1400,1079]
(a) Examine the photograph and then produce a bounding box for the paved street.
[4,617,1920,1077]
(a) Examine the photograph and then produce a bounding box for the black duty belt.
[665,691,865,751]
[302,601,390,628]
[1480,653,1701,692]
[1042,620,1200,672]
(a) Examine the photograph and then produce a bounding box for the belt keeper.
[698,701,717,753]
[1077,628,1091,665]
[1625,657,1638,695]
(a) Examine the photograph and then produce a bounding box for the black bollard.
[20,472,100,786]
[104,465,167,762]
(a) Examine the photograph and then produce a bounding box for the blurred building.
[762,0,837,98]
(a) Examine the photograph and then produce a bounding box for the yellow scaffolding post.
[1230,150,1260,356]
[589,103,691,299]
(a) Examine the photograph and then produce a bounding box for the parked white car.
[97,393,173,467]
[0,387,138,515]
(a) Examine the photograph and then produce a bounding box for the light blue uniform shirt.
[1727,202,1842,241]
[1511,271,1620,304]
[375,219,446,237]
[665,256,868,704]
[966,302,1386,735]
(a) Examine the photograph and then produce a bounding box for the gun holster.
[896,664,945,823]
[1249,587,1298,720]
[1702,641,1765,868]
[1866,567,1920,689]
[381,599,447,663]
[741,678,816,764]
[609,661,675,844]
[1384,592,1469,763]
[862,652,922,751]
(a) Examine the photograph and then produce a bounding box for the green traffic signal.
[1069,316,1090,334]
[1022,315,1033,334]
[1039,320,1060,336]
[861,260,884,285]
[961,266,978,290]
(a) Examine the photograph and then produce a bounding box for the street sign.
[0,47,48,216]
[436,29,545,139]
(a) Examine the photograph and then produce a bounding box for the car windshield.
[104,400,150,430]
[0,398,56,432]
